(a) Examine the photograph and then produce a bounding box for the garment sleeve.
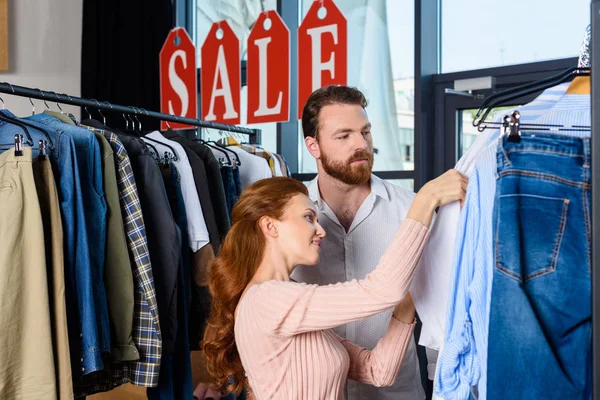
[335,317,416,387]
[250,219,429,337]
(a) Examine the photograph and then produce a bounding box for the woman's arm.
[250,219,428,337]
[337,293,416,387]
[248,170,466,337]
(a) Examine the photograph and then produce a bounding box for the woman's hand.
[407,169,468,227]
[392,292,415,324]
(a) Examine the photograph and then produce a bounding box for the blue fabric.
[0,111,104,375]
[435,86,590,399]
[221,166,238,219]
[435,145,496,400]
[148,165,193,399]
[27,113,111,353]
[487,133,591,400]
[232,167,242,196]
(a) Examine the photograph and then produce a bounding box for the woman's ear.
[259,216,279,239]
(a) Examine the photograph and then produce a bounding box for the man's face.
[308,103,374,185]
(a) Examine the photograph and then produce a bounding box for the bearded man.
[291,85,426,400]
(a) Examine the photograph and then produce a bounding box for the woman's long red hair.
[201,177,309,396]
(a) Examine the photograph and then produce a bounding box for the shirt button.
[81,367,85,372]
[80,333,83,338]
[80,358,83,362]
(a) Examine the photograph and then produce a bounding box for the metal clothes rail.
[0,82,261,143]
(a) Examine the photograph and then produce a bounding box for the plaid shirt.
[219,137,276,176]
[240,144,275,176]
[74,127,162,396]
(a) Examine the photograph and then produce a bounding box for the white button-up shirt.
[291,175,425,400]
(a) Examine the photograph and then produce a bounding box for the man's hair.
[301,85,368,139]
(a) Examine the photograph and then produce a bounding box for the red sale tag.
[201,21,241,125]
[160,27,198,130]
[297,0,347,119]
[247,10,290,124]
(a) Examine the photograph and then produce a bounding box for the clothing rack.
[0,82,261,144]
[591,1,600,399]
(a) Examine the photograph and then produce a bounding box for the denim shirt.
[27,113,111,354]
[0,111,104,375]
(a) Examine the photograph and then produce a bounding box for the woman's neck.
[251,245,293,284]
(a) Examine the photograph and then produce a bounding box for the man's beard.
[320,149,374,185]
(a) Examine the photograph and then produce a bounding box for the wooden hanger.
[566,76,590,94]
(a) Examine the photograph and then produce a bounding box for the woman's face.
[275,194,326,267]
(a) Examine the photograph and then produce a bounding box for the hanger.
[475,67,590,131]
[0,88,55,149]
[195,128,237,166]
[567,25,591,95]
[212,130,242,166]
[50,91,64,114]
[92,99,107,126]
[134,107,179,162]
[0,134,24,156]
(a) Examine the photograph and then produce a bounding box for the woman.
[203,171,467,399]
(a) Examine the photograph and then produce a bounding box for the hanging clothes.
[74,128,162,397]
[161,130,221,253]
[0,111,104,378]
[28,114,112,355]
[165,133,231,241]
[0,147,57,399]
[33,155,74,400]
[93,132,138,362]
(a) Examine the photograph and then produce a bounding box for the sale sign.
[247,10,290,124]
[201,21,241,125]
[160,27,197,130]
[297,0,347,119]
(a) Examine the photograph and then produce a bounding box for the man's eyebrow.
[333,123,371,135]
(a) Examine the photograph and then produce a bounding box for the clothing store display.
[73,129,162,397]
[291,175,425,400]
[0,148,56,399]
[0,111,104,376]
[33,156,74,400]
[29,114,112,354]
[93,132,138,362]
[435,81,591,399]
[143,131,210,252]
[149,164,194,400]
[169,135,231,239]
[162,129,221,253]
[118,133,181,356]
[0,79,267,400]
[433,83,575,400]
[237,219,427,400]
[487,134,591,400]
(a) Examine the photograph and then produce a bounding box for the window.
[194,0,279,154]
[442,0,590,73]
[297,0,415,173]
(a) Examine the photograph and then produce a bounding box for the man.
[291,85,426,400]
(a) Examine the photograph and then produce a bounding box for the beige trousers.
[0,148,56,399]
[33,156,74,399]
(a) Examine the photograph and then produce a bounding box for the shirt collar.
[307,174,390,209]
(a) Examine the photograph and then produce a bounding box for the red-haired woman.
[203,171,467,400]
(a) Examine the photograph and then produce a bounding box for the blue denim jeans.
[0,111,103,374]
[487,133,591,399]
[28,114,111,353]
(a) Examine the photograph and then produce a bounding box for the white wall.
[0,0,82,118]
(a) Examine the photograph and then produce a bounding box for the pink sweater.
[234,219,429,400]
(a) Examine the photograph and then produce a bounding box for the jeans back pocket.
[496,194,569,283]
